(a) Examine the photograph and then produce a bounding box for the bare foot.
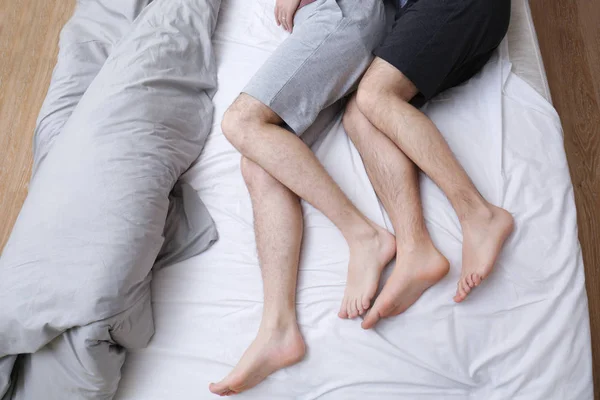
[361,241,449,329]
[338,224,396,320]
[454,205,514,303]
[209,322,305,396]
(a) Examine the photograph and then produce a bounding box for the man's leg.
[210,158,305,396]
[222,95,396,318]
[342,95,450,328]
[356,58,514,303]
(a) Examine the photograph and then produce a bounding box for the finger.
[287,10,296,32]
[284,10,293,32]
[283,14,290,31]
[281,14,289,32]
[274,6,280,26]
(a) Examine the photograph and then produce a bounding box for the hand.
[274,0,301,32]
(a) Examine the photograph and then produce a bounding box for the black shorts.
[375,0,511,106]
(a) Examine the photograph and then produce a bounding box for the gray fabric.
[0,0,221,397]
[32,0,216,277]
[10,292,153,400]
[243,0,386,134]
[156,183,218,269]
[33,0,155,173]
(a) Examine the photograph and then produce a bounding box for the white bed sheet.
[115,0,592,398]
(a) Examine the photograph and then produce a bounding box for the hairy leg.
[343,96,449,328]
[222,94,395,316]
[356,58,514,303]
[209,158,305,396]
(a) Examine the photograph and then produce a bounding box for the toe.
[209,382,229,395]
[454,282,467,303]
[361,306,381,329]
[348,295,360,319]
[361,295,371,311]
[472,273,482,286]
[462,278,471,294]
[348,297,358,319]
[339,298,349,319]
[356,299,365,316]
[466,274,474,288]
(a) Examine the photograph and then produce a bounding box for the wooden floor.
[530,0,600,397]
[0,0,598,397]
[0,0,74,246]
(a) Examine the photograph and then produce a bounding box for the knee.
[355,75,383,119]
[356,71,403,121]
[240,157,277,192]
[221,105,250,152]
[221,101,261,153]
[356,60,417,117]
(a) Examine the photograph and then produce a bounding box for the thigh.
[375,0,511,106]
[243,0,386,135]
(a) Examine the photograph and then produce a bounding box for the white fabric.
[113,0,592,399]
[507,0,552,101]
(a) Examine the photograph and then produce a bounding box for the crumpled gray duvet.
[0,0,222,398]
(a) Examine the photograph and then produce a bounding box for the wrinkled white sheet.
[113,1,593,399]
[1,0,592,398]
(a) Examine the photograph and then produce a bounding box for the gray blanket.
[0,0,221,397]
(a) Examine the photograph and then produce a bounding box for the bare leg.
[342,96,449,328]
[356,58,514,303]
[222,94,396,317]
[209,158,305,396]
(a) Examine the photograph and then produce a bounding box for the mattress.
[507,0,552,102]
[113,0,592,399]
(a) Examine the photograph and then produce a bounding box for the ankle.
[345,222,379,246]
[393,222,431,250]
[454,195,493,225]
[260,310,298,332]
[395,235,433,254]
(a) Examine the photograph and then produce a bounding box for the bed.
[3,0,593,398]
[112,0,592,399]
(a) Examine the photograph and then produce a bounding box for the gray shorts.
[243,0,386,135]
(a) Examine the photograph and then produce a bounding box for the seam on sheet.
[494,59,507,208]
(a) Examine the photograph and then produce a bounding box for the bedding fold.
[0,0,222,398]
